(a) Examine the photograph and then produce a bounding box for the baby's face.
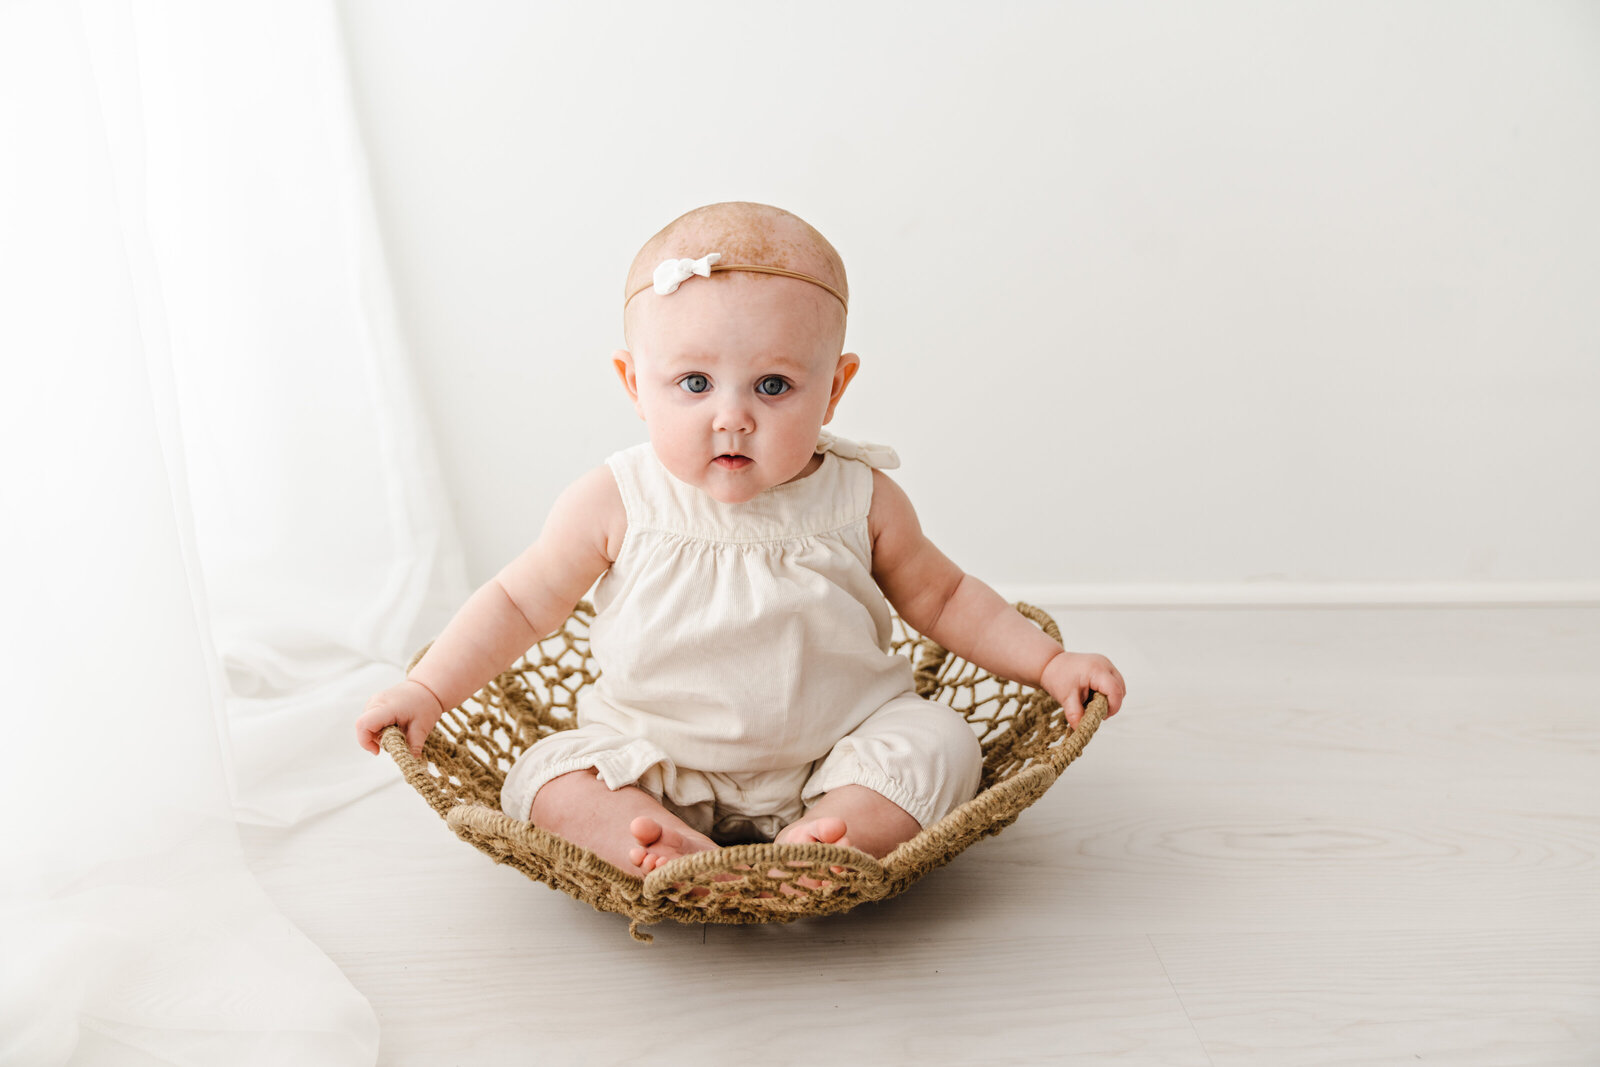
[615,276,856,504]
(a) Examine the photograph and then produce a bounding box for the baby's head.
[614,202,860,504]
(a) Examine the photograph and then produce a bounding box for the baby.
[356,201,1126,876]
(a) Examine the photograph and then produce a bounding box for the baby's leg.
[783,694,984,859]
[774,784,920,858]
[531,768,717,875]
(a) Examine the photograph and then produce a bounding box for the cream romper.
[500,432,984,843]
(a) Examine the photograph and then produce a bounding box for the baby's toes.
[813,817,849,843]
[629,816,665,848]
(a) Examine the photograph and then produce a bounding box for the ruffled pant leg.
[500,722,764,841]
[500,722,676,823]
[799,692,984,828]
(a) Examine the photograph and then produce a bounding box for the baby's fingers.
[1063,689,1085,728]
[1095,667,1127,717]
[355,701,398,755]
[355,715,383,755]
[405,720,432,760]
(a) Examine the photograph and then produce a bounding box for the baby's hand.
[1041,651,1127,728]
[355,679,445,758]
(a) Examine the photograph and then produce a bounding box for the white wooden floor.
[241,607,1600,1066]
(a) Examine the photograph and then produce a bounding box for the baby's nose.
[711,398,755,434]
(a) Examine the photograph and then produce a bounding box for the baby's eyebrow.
[660,351,813,376]
[754,354,809,375]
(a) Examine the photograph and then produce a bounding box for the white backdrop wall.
[335,1,1600,605]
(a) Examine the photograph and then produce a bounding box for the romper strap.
[816,429,900,471]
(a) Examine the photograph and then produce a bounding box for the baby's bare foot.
[628,816,717,873]
[780,785,921,860]
[771,816,859,894]
[774,815,853,850]
[530,769,717,878]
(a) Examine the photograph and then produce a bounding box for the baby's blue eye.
[757,376,790,397]
[679,374,710,394]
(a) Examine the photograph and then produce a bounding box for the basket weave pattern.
[381,601,1105,941]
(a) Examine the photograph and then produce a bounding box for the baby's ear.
[612,349,644,418]
[823,352,861,424]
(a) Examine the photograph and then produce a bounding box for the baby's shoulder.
[547,464,626,564]
[866,467,920,544]
[562,462,623,506]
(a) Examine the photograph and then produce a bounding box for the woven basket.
[381,600,1106,942]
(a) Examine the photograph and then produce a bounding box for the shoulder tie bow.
[816,429,901,470]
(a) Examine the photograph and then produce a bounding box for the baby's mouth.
[713,454,753,470]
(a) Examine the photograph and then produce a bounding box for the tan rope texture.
[381,601,1106,942]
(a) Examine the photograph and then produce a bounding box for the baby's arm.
[355,465,625,756]
[869,471,1125,725]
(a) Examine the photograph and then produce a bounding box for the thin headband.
[623,252,848,312]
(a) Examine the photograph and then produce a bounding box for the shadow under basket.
[381,601,1106,942]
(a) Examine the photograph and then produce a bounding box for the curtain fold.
[108,0,469,827]
[2,0,464,1060]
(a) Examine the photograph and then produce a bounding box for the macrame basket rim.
[381,601,1106,942]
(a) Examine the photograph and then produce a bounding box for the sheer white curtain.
[1,0,465,1061]
[129,0,469,827]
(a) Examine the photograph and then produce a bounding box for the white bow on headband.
[652,252,722,296]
